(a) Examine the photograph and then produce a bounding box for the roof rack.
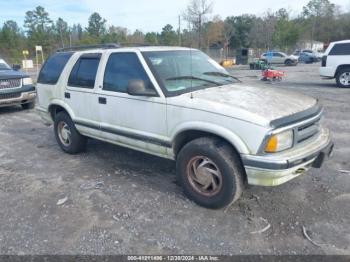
[56,43,120,52]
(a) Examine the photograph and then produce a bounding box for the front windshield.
[0,60,11,70]
[142,50,239,95]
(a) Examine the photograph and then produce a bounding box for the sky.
[0,0,350,32]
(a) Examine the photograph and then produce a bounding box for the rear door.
[64,53,102,137]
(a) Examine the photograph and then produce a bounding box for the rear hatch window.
[38,52,73,84]
[329,43,350,56]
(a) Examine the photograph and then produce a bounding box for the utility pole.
[198,14,202,49]
[178,15,181,46]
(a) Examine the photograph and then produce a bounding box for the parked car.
[294,49,323,60]
[260,51,298,66]
[0,58,36,109]
[298,52,318,64]
[320,40,350,88]
[36,45,333,209]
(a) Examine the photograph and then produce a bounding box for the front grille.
[321,56,327,67]
[0,92,22,100]
[0,78,21,89]
[295,119,320,144]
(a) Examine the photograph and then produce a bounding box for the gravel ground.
[0,63,349,255]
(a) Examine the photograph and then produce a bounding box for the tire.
[176,137,245,209]
[21,101,35,110]
[54,112,87,154]
[285,59,293,66]
[336,68,350,88]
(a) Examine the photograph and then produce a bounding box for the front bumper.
[0,87,36,108]
[242,128,333,186]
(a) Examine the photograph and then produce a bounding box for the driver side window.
[103,52,154,93]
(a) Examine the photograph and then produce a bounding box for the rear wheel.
[336,68,350,88]
[176,137,245,209]
[54,112,87,154]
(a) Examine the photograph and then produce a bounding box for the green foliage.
[224,15,256,48]
[0,1,350,62]
[272,10,300,49]
[24,6,54,53]
[160,24,178,45]
[145,32,159,45]
[86,12,107,38]
[0,20,24,63]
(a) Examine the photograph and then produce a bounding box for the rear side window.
[329,43,350,55]
[103,52,152,93]
[38,52,73,84]
[68,53,101,88]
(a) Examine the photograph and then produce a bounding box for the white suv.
[36,45,333,209]
[320,40,350,88]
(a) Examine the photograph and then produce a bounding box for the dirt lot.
[0,63,349,255]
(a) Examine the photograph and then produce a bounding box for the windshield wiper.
[203,71,241,82]
[166,76,221,86]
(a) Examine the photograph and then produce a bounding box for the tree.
[145,32,159,45]
[160,24,178,45]
[71,24,83,45]
[86,12,107,38]
[302,0,336,43]
[183,0,213,48]
[272,10,299,50]
[55,18,69,48]
[128,29,145,44]
[203,16,224,48]
[24,6,54,52]
[103,26,128,44]
[225,14,256,48]
[0,20,24,62]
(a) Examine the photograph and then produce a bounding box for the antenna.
[190,45,193,89]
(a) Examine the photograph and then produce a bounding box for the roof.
[57,45,196,54]
[330,39,350,44]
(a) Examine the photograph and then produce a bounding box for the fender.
[48,99,76,120]
[171,121,250,155]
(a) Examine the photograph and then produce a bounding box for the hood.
[173,84,318,128]
[0,69,28,80]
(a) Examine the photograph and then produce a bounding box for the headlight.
[22,77,33,85]
[265,130,294,153]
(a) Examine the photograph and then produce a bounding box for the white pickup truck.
[36,45,333,209]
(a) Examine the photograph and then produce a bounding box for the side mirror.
[127,80,157,97]
[12,64,21,71]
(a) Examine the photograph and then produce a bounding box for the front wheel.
[54,112,87,154]
[285,59,293,66]
[336,68,350,88]
[176,137,245,209]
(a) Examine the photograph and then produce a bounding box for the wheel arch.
[335,64,350,77]
[48,100,75,121]
[171,124,250,157]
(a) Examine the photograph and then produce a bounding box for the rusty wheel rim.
[57,121,72,146]
[186,156,223,197]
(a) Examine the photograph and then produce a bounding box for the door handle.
[98,97,107,104]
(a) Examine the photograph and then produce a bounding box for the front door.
[95,51,169,156]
